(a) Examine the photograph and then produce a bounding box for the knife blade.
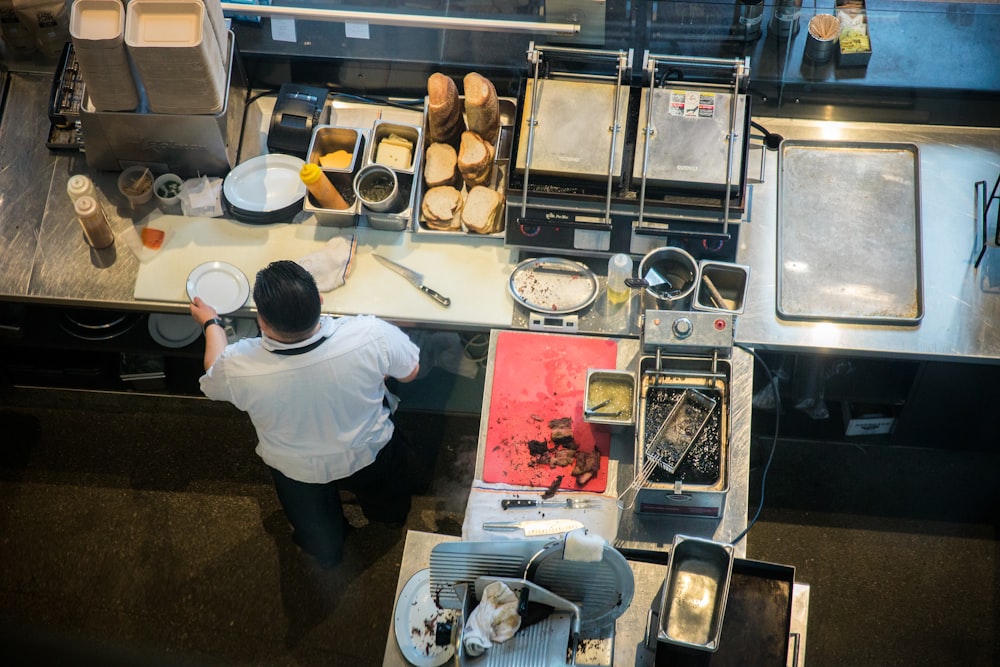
[372,254,451,307]
[501,498,593,510]
[481,519,584,536]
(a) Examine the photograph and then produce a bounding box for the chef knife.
[482,519,584,536]
[372,254,451,307]
[501,498,593,510]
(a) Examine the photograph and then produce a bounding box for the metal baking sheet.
[777,140,923,325]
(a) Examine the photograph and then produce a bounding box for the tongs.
[584,398,623,418]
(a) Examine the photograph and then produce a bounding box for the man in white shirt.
[190,260,420,568]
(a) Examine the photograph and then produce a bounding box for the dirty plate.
[508,257,599,315]
[393,568,458,667]
[186,261,250,315]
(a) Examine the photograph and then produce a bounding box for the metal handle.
[420,285,451,307]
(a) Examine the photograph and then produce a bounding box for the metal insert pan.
[777,140,923,325]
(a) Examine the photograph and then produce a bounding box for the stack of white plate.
[124,0,226,115]
[222,154,308,224]
[69,0,139,112]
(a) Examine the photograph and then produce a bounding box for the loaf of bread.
[426,73,465,149]
[458,131,495,189]
[422,185,463,230]
[463,72,500,145]
[461,185,502,234]
[424,142,460,188]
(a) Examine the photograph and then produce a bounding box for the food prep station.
[3,13,1000,664]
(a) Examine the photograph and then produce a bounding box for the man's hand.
[190,296,219,327]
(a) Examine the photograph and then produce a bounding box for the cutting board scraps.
[483,330,618,493]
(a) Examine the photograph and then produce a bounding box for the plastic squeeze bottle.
[607,253,633,304]
[74,195,115,249]
[300,163,350,210]
[66,174,96,203]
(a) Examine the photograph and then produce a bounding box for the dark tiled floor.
[0,387,997,666]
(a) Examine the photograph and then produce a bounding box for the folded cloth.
[296,234,356,292]
[462,581,521,657]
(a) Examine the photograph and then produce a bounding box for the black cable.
[750,120,784,150]
[730,343,780,546]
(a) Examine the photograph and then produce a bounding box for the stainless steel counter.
[736,117,1000,364]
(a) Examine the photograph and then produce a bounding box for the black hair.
[253,261,321,338]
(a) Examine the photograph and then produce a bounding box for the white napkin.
[295,234,356,292]
[462,581,521,657]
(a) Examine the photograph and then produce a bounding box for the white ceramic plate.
[393,568,458,667]
[223,154,306,212]
[147,313,201,348]
[186,261,250,315]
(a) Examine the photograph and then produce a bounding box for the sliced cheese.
[319,150,352,169]
[376,141,413,169]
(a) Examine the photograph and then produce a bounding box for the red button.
[714,318,727,330]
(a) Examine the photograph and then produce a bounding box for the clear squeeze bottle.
[74,195,115,249]
[607,253,633,304]
[300,163,350,210]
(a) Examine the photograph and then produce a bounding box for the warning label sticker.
[668,91,717,119]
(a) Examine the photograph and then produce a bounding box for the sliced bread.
[422,185,462,230]
[423,142,459,188]
[461,185,501,234]
[458,131,495,189]
[463,72,500,145]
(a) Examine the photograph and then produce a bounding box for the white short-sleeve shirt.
[200,315,419,483]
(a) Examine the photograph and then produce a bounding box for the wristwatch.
[203,317,225,333]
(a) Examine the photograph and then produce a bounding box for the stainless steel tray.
[777,140,923,325]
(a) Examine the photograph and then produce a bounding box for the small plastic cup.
[117,165,154,206]
[153,173,183,209]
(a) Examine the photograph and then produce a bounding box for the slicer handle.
[501,499,536,509]
[420,285,451,307]
[482,522,519,531]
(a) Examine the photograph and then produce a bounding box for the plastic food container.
[658,534,735,652]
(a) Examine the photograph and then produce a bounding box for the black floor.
[0,387,997,666]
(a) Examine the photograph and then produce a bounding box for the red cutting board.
[483,330,618,492]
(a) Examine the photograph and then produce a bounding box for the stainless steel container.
[362,120,422,231]
[638,246,700,310]
[658,534,735,652]
[693,260,750,315]
[303,125,364,227]
[584,368,636,429]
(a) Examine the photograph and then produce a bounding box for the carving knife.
[482,519,584,536]
[501,498,594,510]
[372,254,451,307]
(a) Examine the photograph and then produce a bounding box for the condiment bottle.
[607,253,633,304]
[67,174,96,203]
[300,163,350,210]
[74,195,115,249]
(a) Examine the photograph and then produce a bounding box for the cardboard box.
[842,402,897,436]
[835,0,872,67]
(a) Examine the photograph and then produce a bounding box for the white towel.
[462,581,521,657]
[296,234,356,292]
[462,485,619,543]
[564,527,605,562]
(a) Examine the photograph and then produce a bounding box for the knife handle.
[482,522,519,531]
[421,285,451,307]
[501,499,537,510]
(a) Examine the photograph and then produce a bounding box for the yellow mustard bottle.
[300,163,350,210]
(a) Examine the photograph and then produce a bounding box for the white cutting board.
[133,215,517,328]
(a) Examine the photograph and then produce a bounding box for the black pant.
[268,426,417,567]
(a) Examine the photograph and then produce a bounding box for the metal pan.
[508,257,599,315]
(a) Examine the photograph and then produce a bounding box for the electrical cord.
[729,343,780,546]
[750,120,784,151]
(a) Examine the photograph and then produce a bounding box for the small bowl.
[153,173,183,208]
[117,165,154,206]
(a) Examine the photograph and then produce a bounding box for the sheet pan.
[777,140,923,325]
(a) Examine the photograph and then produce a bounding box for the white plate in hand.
[393,568,458,667]
[186,261,250,315]
[223,153,306,212]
